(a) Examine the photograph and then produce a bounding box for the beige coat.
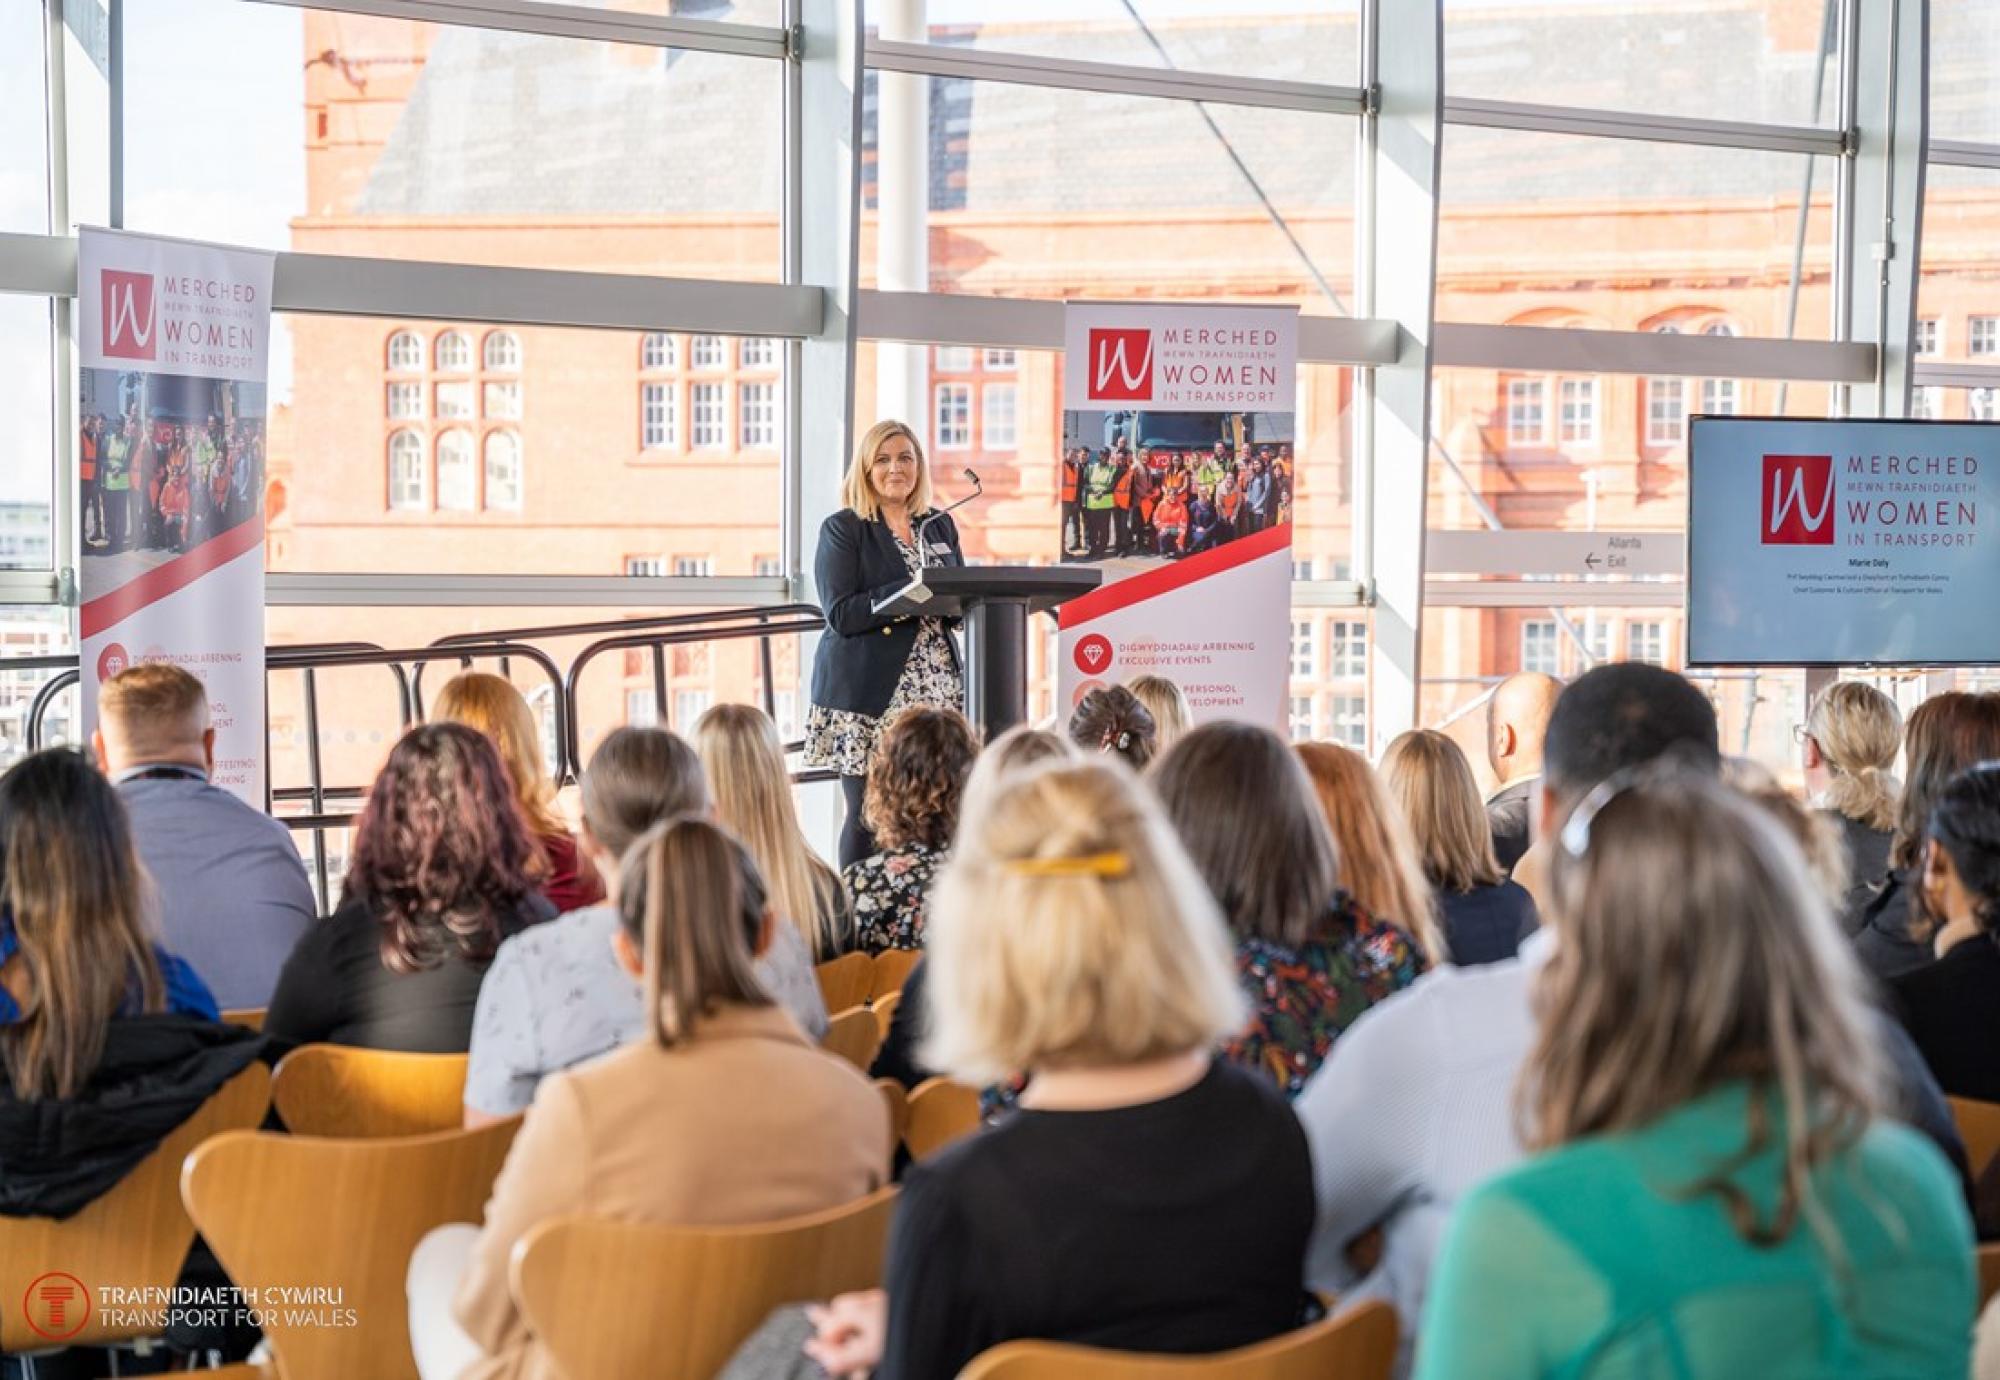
[453,1002,894,1380]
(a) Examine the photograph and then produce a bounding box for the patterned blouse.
[803,533,964,778]
[843,843,944,955]
[1225,894,1425,1098]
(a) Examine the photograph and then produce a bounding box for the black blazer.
[810,507,964,719]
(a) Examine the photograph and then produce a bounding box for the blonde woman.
[1126,674,1192,753]
[1381,730,1538,966]
[1294,742,1442,963]
[433,671,604,913]
[1415,769,1972,1379]
[1800,681,1902,933]
[804,419,966,868]
[803,761,1313,1378]
[696,703,853,960]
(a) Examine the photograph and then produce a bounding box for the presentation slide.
[1688,417,2000,667]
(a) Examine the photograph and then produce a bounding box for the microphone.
[877,470,983,614]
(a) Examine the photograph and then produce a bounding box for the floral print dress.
[842,843,944,955]
[1225,893,1425,1097]
[803,533,964,778]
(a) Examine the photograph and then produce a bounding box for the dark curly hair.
[1068,684,1158,771]
[346,722,548,974]
[863,707,980,851]
[1928,762,2000,936]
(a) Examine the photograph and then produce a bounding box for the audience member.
[843,707,978,955]
[1154,722,1424,1097]
[1293,742,1441,960]
[1067,684,1158,772]
[795,761,1311,1379]
[0,747,251,1222]
[1415,769,1972,1378]
[264,724,556,1053]
[697,704,853,960]
[1484,671,1561,873]
[1891,764,2000,1102]
[1801,680,1903,933]
[433,672,605,915]
[412,816,890,1380]
[92,662,315,1008]
[1723,758,1852,913]
[464,727,827,1125]
[1382,730,1538,966]
[1856,691,2000,981]
[1126,674,1192,754]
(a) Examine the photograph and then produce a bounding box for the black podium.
[872,566,1102,738]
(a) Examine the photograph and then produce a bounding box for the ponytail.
[619,815,772,1048]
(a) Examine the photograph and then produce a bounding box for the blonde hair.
[431,672,563,836]
[842,419,933,522]
[617,815,773,1048]
[694,704,849,959]
[1294,742,1442,962]
[1381,730,1506,895]
[922,761,1246,1085]
[1530,769,1884,1250]
[957,725,1078,838]
[1126,675,1192,753]
[97,661,209,757]
[1724,758,1851,913]
[1805,682,1902,833]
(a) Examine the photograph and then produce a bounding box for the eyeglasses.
[1791,724,1812,746]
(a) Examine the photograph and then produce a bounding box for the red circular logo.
[1073,634,1114,676]
[24,1272,90,1342]
[96,643,130,681]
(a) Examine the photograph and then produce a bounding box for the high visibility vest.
[1060,460,1080,503]
[1113,468,1135,509]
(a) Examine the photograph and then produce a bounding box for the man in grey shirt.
[94,662,315,1009]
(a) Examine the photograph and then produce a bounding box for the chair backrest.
[876,1078,910,1145]
[1980,1243,2000,1311]
[511,1186,900,1380]
[0,1064,270,1352]
[220,1007,266,1032]
[956,1300,1399,1380]
[182,1118,521,1380]
[873,989,904,1041]
[905,1076,982,1162]
[272,1043,470,1138]
[815,953,873,1013]
[869,949,922,1001]
[1950,1096,2000,1179]
[822,1005,886,1073]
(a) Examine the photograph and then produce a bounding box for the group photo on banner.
[1056,302,1300,728]
[77,227,276,805]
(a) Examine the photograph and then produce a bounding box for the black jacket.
[1854,871,1935,982]
[0,1013,264,1219]
[1486,777,1538,875]
[810,507,964,719]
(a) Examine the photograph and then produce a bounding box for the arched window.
[388,430,426,510]
[436,430,475,511]
[483,330,521,372]
[1702,321,1738,338]
[690,335,726,370]
[387,331,423,372]
[641,333,677,371]
[484,431,523,511]
[436,331,472,372]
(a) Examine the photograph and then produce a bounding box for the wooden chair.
[869,948,922,1001]
[823,1005,886,1073]
[1980,1243,2000,1310]
[815,952,873,1013]
[957,1299,1399,1379]
[271,1043,470,1138]
[873,989,904,1041]
[876,1078,910,1145]
[0,1065,269,1355]
[511,1186,900,1380]
[182,1118,522,1380]
[905,1076,982,1162]
[220,1006,266,1032]
[1951,1096,2000,1179]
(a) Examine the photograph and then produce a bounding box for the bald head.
[1488,672,1563,785]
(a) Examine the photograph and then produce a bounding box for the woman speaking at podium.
[805,419,966,867]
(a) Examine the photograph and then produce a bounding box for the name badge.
[929,542,952,556]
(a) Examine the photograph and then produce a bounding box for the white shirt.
[1295,931,1553,1364]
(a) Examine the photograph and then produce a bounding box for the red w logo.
[102,271,157,361]
[1087,329,1153,401]
[1761,455,1835,545]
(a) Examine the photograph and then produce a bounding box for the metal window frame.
[243,0,789,60]
[1442,96,1844,157]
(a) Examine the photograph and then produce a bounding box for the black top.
[1486,777,1537,875]
[870,956,932,1089]
[1827,812,1896,938]
[263,890,555,1053]
[876,1059,1312,1379]
[1890,936,2000,1103]
[809,507,964,719]
[1854,872,1936,982]
[1438,880,1539,966]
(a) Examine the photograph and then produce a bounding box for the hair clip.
[1005,852,1132,879]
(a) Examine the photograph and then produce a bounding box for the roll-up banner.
[77,228,275,806]
[1057,303,1298,727]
